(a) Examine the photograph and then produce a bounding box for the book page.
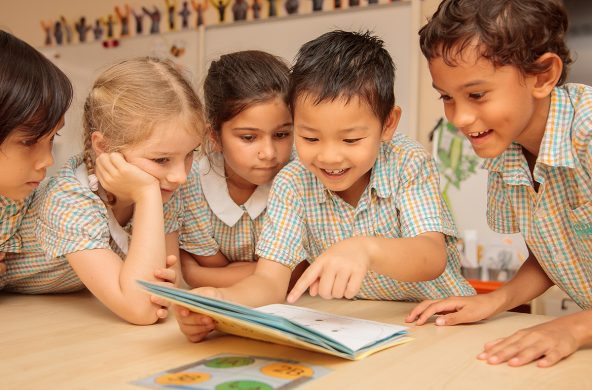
[255,304,407,351]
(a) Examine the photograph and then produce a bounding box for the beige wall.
[0,0,442,147]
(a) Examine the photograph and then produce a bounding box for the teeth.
[469,130,490,137]
[324,169,345,175]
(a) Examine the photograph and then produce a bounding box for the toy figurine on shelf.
[348,0,360,6]
[311,0,323,11]
[40,20,53,46]
[232,0,248,21]
[368,0,379,4]
[93,18,104,41]
[210,0,231,23]
[333,0,341,8]
[251,0,262,19]
[267,0,278,17]
[74,16,92,43]
[285,0,298,15]
[115,5,131,37]
[53,20,64,45]
[60,16,73,44]
[165,0,176,30]
[191,0,208,27]
[143,6,162,34]
[105,14,117,39]
[179,1,191,29]
[131,8,145,34]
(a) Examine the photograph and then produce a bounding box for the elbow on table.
[118,301,162,325]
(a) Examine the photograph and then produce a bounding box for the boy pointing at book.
[176,30,474,342]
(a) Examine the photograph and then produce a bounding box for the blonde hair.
[82,57,204,202]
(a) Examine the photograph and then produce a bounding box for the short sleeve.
[178,166,219,256]
[163,186,183,234]
[255,171,309,269]
[35,178,111,259]
[0,195,32,253]
[396,150,457,238]
[486,171,520,234]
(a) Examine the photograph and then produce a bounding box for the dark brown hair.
[203,50,290,153]
[0,30,73,145]
[289,30,395,126]
[419,0,572,85]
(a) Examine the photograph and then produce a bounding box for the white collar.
[199,154,270,227]
[74,164,130,255]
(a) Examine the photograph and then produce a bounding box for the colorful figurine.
[334,0,341,8]
[60,16,73,44]
[131,8,145,34]
[105,14,117,39]
[143,6,162,34]
[74,16,92,43]
[232,0,248,21]
[93,18,104,41]
[267,0,277,17]
[165,0,176,30]
[53,20,64,45]
[191,0,208,27]
[210,0,232,23]
[115,5,131,37]
[349,0,360,6]
[251,0,262,19]
[179,1,191,29]
[40,20,53,46]
[311,0,323,11]
[285,0,298,14]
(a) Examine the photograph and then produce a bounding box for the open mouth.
[468,129,493,139]
[321,168,348,177]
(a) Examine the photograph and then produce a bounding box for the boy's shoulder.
[565,83,592,131]
[40,155,101,207]
[379,133,436,177]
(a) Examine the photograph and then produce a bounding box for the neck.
[224,162,256,206]
[516,94,552,157]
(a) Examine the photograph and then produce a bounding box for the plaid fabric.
[484,83,592,309]
[179,157,263,262]
[257,133,475,301]
[0,193,33,253]
[1,155,183,293]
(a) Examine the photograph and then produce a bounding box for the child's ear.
[90,132,107,156]
[208,126,223,152]
[531,52,563,99]
[380,106,402,142]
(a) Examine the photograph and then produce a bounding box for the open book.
[139,281,412,360]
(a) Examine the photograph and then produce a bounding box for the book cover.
[139,280,412,360]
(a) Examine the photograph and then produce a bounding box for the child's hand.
[150,255,179,316]
[174,287,222,342]
[477,316,584,368]
[0,252,6,274]
[95,152,159,203]
[405,294,500,326]
[287,237,370,303]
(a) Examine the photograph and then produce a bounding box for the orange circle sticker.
[260,363,314,380]
[155,372,211,385]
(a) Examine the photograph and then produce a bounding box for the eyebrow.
[232,122,293,132]
[433,80,488,91]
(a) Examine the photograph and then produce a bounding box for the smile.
[322,168,347,176]
[468,129,493,138]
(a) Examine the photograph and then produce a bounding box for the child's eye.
[468,92,486,100]
[240,134,255,142]
[50,132,61,146]
[438,94,452,102]
[152,157,170,164]
[301,136,318,143]
[274,131,291,139]
[343,138,363,144]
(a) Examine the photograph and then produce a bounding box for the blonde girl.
[2,57,204,325]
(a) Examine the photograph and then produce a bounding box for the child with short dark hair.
[407,0,592,368]
[175,30,474,342]
[0,30,72,275]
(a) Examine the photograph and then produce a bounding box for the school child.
[179,50,306,288]
[1,57,204,325]
[0,30,72,275]
[406,0,592,368]
[175,30,475,342]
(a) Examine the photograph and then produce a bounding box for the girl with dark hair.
[178,50,302,292]
[0,30,72,274]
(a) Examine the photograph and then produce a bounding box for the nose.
[316,142,343,165]
[257,138,277,161]
[34,142,55,171]
[166,161,188,185]
[447,101,477,130]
